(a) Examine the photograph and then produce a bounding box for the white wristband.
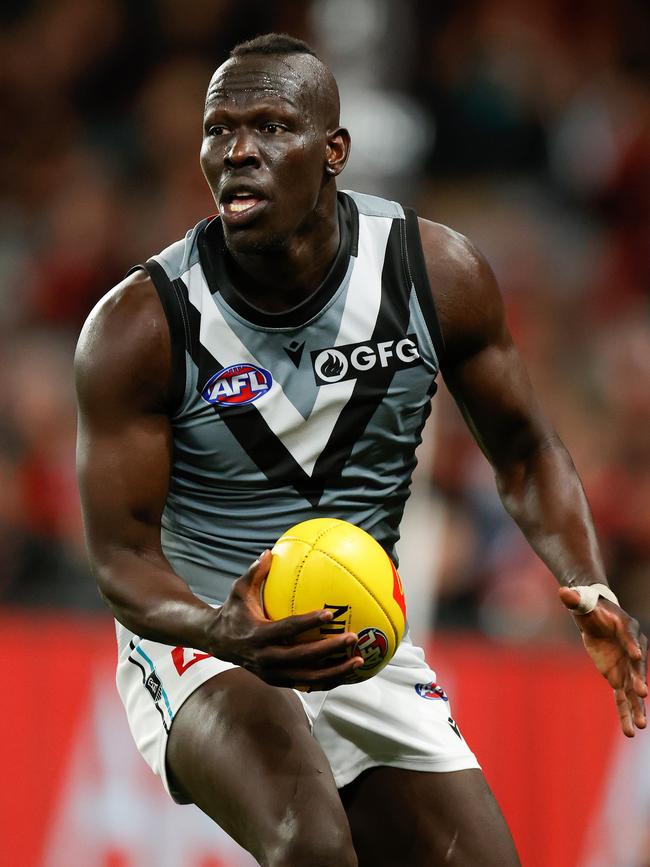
[568,583,619,615]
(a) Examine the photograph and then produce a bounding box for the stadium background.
[1,1,648,865]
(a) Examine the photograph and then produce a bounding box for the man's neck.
[223,200,340,315]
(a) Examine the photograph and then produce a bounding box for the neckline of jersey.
[197,192,358,329]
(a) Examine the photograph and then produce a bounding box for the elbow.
[493,428,564,482]
[88,545,138,623]
[91,560,123,618]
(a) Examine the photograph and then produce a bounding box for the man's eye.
[207,126,227,136]
[262,123,284,134]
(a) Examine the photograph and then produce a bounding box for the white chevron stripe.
[183,213,392,476]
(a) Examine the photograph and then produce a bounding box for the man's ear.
[325,127,351,176]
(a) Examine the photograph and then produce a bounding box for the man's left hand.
[559,587,648,737]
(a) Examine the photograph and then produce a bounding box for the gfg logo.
[311,335,421,385]
[201,363,272,407]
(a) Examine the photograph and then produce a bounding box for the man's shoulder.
[342,191,487,287]
[76,211,215,367]
[415,217,504,359]
[75,269,171,405]
[341,189,405,221]
[79,269,163,344]
[152,216,214,281]
[416,217,486,286]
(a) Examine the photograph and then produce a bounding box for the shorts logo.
[312,335,421,385]
[171,646,211,676]
[355,627,389,670]
[201,363,272,407]
[145,672,163,702]
[415,681,449,701]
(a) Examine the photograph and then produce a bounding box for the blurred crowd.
[1,0,648,637]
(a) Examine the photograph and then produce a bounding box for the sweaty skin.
[76,48,646,867]
[417,218,647,737]
[200,53,346,310]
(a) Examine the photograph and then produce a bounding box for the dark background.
[2,4,650,866]
[1,0,648,640]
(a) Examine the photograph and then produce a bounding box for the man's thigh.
[166,668,356,867]
[340,766,520,867]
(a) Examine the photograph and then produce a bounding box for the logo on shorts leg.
[415,681,449,701]
[355,627,389,670]
[145,672,163,702]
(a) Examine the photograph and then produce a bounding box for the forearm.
[93,546,220,651]
[495,435,608,588]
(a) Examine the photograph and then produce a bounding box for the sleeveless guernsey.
[138,191,444,605]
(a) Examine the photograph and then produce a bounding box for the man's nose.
[224,130,260,168]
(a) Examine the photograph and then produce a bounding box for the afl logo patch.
[355,627,389,670]
[415,681,449,701]
[201,363,272,407]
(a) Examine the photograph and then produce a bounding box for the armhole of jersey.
[403,208,446,370]
[127,261,187,414]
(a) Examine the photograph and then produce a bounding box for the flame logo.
[314,349,348,383]
[321,352,344,377]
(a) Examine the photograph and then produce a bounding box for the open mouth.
[219,190,268,224]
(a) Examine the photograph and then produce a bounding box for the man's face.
[200,54,332,253]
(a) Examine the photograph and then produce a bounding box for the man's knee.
[266,818,358,867]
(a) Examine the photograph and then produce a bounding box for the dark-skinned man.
[75,33,647,867]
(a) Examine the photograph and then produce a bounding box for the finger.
[629,652,649,697]
[292,655,365,691]
[558,586,582,612]
[635,632,648,688]
[626,682,647,730]
[616,618,645,662]
[263,608,339,642]
[615,688,635,738]
[628,634,648,727]
[267,654,363,691]
[631,672,649,700]
[239,550,272,587]
[235,550,272,615]
[264,633,359,668]
[624,676,647,729]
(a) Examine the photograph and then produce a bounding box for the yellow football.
[263,518,406,682]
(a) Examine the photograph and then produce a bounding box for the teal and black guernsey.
[138,191,445,605]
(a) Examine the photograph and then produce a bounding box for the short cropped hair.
[230,33,320,61]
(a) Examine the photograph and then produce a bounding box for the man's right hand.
[207,551,364,690]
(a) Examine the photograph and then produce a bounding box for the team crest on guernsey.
[201,363,272,407]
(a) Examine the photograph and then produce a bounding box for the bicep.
[75,274,174,569]
[76,399,172,561]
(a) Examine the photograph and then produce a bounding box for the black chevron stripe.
[148,216,413,507]
[168,276,322,504]
[308,219,411,487]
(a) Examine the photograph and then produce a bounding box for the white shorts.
[115,623,479,801]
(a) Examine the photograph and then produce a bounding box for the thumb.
[242,549,272,587]
[558,586,581,612]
